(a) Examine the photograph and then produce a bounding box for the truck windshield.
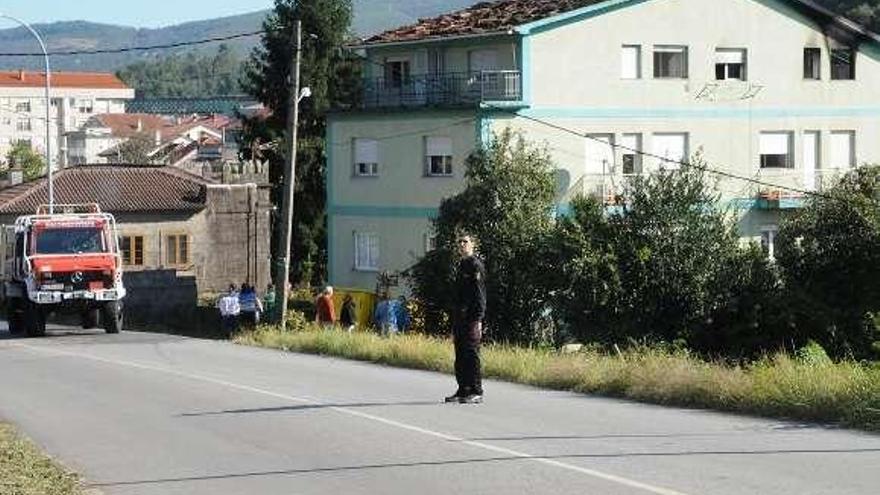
[34,228,106,254]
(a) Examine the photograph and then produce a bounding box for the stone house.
[0,165,271,294]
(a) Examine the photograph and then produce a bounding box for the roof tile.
[0,71,130,90]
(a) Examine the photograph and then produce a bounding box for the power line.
[0,30,265,57]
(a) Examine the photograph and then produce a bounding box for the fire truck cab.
[2,204,126,336]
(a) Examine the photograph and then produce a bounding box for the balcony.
[358,70,523,110]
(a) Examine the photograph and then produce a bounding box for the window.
[804,48,821,79]
[468,49,499,73]
[653,45,688,79]
[621,45,641,79]
[353,138,379,177]
[76,98,94,113]
[165,234,189,266]
[621,133,643,175]
[830,48,855,80]
[16,118,31,132]
[121,235,144,266]
[424,233,437,253]
[759,132,794,169]
[425,137,453,176]
[585,134,615,175]
[760,226,778,260]
[354,232,379,271]
[652,133,688,170]
[802,131,820,190]
[715,49,746,80]
[830,131,855,168]
[384,58,411,88]
[15,100,31,113]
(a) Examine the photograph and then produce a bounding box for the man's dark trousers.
[453,319,482,395]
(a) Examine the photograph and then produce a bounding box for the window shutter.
[621,46,640,79]
[652,134,687,169]
[830,131,854,168]
[715,49,744,64]
[426,137,452,156]
[759,133,790,155]
[354,139,379,164]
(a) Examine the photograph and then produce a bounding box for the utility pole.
[275,20,304,327]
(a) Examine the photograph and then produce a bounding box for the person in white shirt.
[217,284,241,335]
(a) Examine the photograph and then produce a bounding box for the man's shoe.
[460,394,483,404]
[444,391,465,403]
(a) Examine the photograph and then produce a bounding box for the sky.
[3,0,275,28]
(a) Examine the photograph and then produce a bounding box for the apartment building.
[327,0,880,290]
[0,71,134,167]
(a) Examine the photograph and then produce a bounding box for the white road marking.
[12,341,690,495]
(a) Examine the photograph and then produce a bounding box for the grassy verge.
[0,422,85,495]
[235,326,880,431]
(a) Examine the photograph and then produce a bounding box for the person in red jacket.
[315,286,337,327]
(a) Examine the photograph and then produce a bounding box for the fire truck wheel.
[6,300,24,335]
[81,308,100,329]
[24,302,46,337]
[102,301,122,334]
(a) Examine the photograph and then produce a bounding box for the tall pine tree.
[242,0,360,287]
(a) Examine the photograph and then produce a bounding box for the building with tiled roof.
[0,70,135,169]
[0,165,271,294]
[328,0,880,292]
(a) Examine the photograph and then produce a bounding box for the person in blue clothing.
[238,283,263,328]
[394,295,411,333]
[373,292,398,336]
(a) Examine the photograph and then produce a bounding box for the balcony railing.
[358,70,522,109]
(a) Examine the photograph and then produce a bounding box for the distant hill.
[0,1,478,72]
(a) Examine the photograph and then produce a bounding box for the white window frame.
[760,225,778,260]
[715,48,747,81]
[804,47,821,80]
[621,45,641,79]
[354,232,380,272]
[651,133,688,170]
[829,130,855,168]
[353,138,380,177]
[14,100,31,113]
[653,45,688,79]
[425,136,454,177]
[15,118,32,132]
[620,133,643,175]
[759,132,794,169]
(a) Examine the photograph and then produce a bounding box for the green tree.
[6,142,45,181]
[117,45,245,98]
[408,129,557,344]
[111,135,156,165]
[776,165,880,358]
[241,0,360,286]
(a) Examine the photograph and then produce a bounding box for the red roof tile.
[363,0,605,44]
[0,71,130,90]
[0,166,212,215]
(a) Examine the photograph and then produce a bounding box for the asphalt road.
[1,324,878,495]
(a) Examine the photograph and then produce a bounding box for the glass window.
[621,133,643,174]
[652,133,688,170]
[425,137,453,176]
[354,232,379,271]
[121,236,144,266]
[830,131,855,168]
[830,49,855,80]
[35,228,105,254]
[804,48,821,79]
[715,49,746,80]
[165,234,189,265]
[353,138,379,177]
[759,132,794,169]
[621,45,641,79]
[653,46,688,79]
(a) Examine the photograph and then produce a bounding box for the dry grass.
[235,326,880,431]
[0,422,84,495]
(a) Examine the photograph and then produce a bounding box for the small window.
[759,132,794,169]
[77,99,94,113]
[16,118,32,132]
[424,233,437,253]
[121,236,144,266]
[621,45,641,79]
[384,58,411,88]
[760,226,778,260]
[652,133,688,170]
[715,48,746,80]
[165,234,189,266]
[15,100,31,113]
[830,131,855,168]
[425,136,453,176]
[353,138,379,177]
[830,49,855,80]
[620,133,643,175]
[653,45,688,79]
[354,232,379,271]
[804,48,821,80]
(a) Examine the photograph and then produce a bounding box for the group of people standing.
[313,286,411,335]
[217,283,274,334]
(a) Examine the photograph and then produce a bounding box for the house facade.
[327,0,880,290]
[0,71,134,167]
[0,165,271,294]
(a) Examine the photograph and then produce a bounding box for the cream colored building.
[0,71,134,168]
[328,0,880,290]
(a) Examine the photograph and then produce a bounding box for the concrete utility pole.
[275,20,310,327]
[1,13,53,212]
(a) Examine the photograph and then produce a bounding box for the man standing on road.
[217,284,241,336]
[445,234,486,404]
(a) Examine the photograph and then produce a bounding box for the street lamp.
[0,13,53,213]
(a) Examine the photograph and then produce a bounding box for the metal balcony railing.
[359,70,522,109]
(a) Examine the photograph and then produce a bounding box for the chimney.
[18,69,25,82]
